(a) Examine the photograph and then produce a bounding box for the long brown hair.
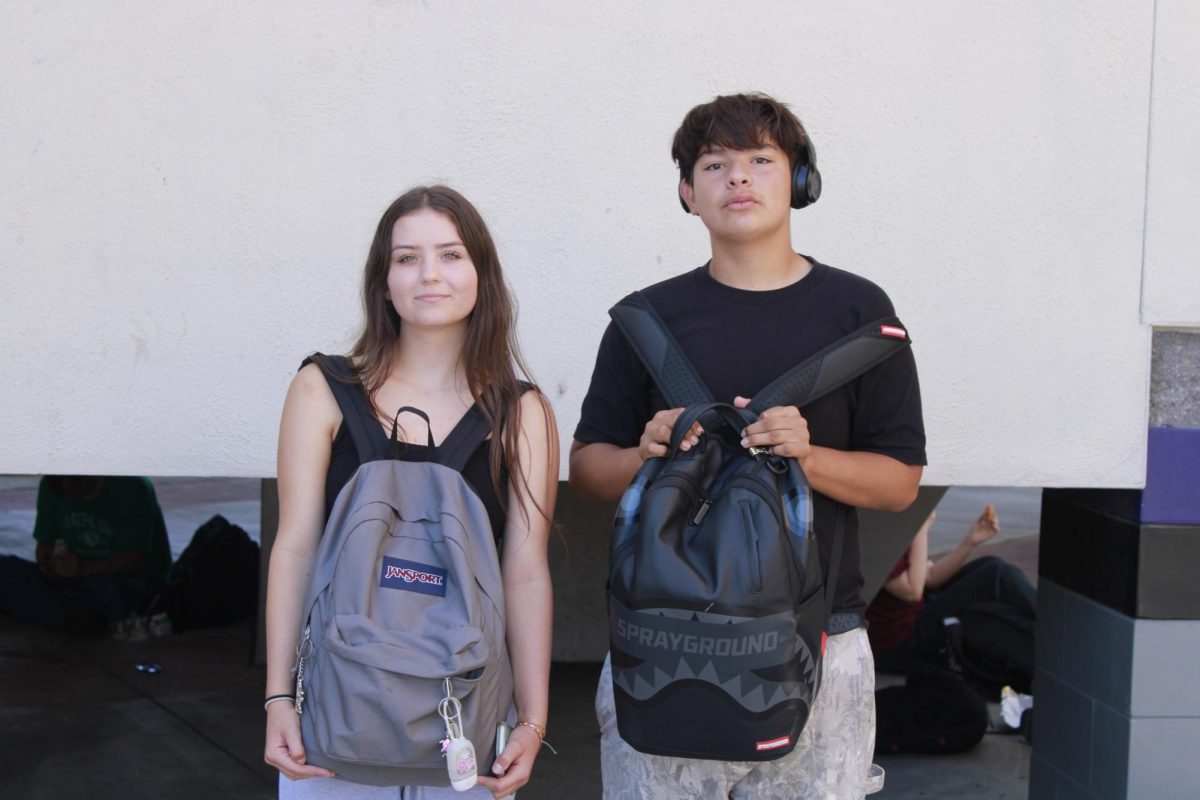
[341,185,549,522]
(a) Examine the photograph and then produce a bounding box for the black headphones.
[679,133,822,213]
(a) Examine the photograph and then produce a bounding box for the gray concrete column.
[1030,330,1200,800]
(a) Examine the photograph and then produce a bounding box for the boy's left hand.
[733,396,811,465]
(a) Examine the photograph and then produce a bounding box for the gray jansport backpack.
[293,355,512,787]
[607,292,910,761]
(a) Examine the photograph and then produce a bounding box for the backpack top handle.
[388,406,436,456]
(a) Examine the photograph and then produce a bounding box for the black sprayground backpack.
[607,292,910,761]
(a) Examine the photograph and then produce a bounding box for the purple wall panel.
[1142,427,1200,524]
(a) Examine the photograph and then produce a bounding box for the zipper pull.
[692,499,712,525]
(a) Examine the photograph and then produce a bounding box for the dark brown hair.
[671,92,810,185]
[342,185,551,523]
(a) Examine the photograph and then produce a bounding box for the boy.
[570,93,926,798]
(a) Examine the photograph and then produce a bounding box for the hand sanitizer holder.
[438,678,478,791]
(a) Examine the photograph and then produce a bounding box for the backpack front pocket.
[304,614,488,768]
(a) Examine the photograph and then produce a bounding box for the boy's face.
[679,140,793,243]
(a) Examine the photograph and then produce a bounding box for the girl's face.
[386,208,479,332]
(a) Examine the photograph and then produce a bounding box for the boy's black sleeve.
[573,321,653,448]
[849,326,927,466]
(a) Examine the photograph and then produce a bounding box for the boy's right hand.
[639,408,702,461]
[264,702,336,781]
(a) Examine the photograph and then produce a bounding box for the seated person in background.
[0,476,172,632]
[866,504,1036,678]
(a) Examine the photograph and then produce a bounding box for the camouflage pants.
[596,627,884,799]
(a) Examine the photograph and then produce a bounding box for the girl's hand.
[476,724,542,799]
[263,702,336,781]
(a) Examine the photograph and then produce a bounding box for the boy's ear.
[679,178,697,215]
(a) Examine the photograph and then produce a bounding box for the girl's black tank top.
[306,356,509,547]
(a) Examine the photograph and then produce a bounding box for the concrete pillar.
[254,478,277,666]
[547,487,615,662]
[1031,330,1200,799]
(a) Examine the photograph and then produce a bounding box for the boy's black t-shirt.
[574,259,927,617]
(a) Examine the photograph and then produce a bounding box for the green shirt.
[33,477,172,586]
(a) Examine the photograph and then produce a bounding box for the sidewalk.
[0,479,1037,798]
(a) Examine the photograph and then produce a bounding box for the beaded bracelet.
[264,693,296,711]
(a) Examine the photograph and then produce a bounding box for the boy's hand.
[638,408,702,461]
[733,396,811,465]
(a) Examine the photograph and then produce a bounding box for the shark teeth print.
[613,643,817,713]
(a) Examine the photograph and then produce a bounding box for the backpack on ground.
[947,601,1035,700]
[161,514,259,631]
[874,667,988,755]
[293,355,512,787]
[607,292,911,761]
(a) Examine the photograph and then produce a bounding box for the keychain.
[293,626,313,716]
[438,678,478,791]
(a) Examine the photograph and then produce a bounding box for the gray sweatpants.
[596,627,885,799]
[279,775,502,799]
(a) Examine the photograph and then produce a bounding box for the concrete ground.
[0,479,1037,798]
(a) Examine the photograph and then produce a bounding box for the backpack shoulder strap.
[302,353,386,462]
[437,381,540,473]
[608,291,714,408]
[750,317,912,413]
[436,405,491,473]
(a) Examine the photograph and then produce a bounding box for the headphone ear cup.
[804,165,822,207]
[792,162,823,209]
[792,133,822,209]
[791,163,808,209]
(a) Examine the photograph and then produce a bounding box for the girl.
[263,186,557,799]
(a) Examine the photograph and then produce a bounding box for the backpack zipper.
[739,501,764,593]
[725,476,784,528]
[654,475,709,526]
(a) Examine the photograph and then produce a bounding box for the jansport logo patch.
[379,557,448,597]
[756,735,791,752]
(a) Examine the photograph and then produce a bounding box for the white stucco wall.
[1141,0,1200,326]
[1,1,1185,487]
